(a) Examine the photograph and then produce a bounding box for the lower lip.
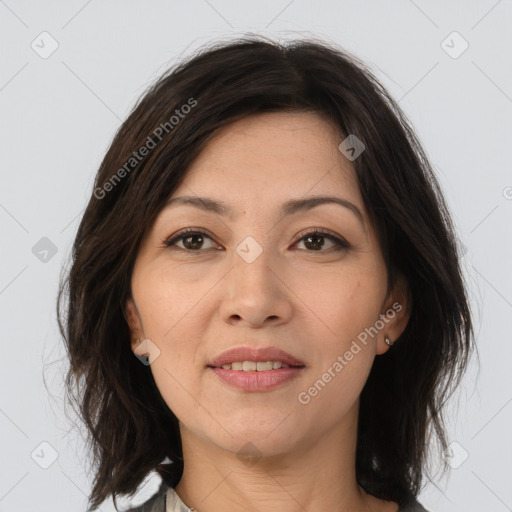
[209,367,304,391]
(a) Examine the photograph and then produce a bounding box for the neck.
[173,403,394,512]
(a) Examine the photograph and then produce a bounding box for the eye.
[292,229,350,252]
[164,228,221,252]
[163,228,350,253]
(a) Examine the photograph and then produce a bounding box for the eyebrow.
[164,195,365,227]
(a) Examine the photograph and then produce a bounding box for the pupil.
[306,235,324,250]
[185,234,203,250]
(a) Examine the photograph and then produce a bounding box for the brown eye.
[293,230,349,252]
[164,228,349,253]
[165,229,219,251]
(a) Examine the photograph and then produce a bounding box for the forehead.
[174,111,361,199]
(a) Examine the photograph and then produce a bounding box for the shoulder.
[123,481,168,512]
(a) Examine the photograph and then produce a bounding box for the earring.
[385,336,394,347]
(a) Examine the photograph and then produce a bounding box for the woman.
[58,36,474,511]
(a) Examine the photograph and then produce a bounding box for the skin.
[126,111,410,512]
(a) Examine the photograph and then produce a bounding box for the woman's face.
[126,111,409,458]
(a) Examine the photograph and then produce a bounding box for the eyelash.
[163,227,350,253]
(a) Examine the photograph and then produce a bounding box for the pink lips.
[208,346,305,392]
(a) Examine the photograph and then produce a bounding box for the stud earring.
[385,336,394,347]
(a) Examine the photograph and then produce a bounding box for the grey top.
[125,482,430,512]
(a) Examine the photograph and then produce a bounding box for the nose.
[219,246,293,328]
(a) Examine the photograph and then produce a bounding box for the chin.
[210,418,301,456]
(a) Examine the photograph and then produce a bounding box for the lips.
[208,346,306,392]
[208,346,305,368]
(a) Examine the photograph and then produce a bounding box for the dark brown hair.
[57,35,474,510]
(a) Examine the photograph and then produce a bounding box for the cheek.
[130,269,209,414]
[150,360,196,414]
[146,318,207,424]
[134,260,215,338]
[296,349,374,430]
[296,264,387,343]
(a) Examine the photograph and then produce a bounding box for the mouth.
[207,346,305,391]
[207,345,305,369]
[209,360,303,371]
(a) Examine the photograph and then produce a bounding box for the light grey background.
[1,1,511,511]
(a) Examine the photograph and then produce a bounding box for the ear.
[125,297,145,352]
[376,273,411,355]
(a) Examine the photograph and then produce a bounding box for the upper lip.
[208,346,305,368]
